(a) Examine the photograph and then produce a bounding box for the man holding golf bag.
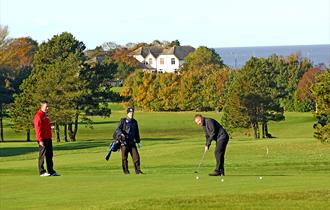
[194,114,229,176]
[114,107,143,174]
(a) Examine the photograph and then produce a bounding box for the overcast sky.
[1,0,329,49]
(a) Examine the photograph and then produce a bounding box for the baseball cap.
[127,107,134,113]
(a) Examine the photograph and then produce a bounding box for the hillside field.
[0,111,329,210]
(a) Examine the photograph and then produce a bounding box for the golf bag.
[105,118,127,161]
[105,139,121,161]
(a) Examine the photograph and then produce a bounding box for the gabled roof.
[130,46,163,58]
[130,46,195,60]
[167,46,195,60]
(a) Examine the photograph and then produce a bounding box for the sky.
[0,0,329,49]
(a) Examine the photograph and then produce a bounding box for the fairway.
[0,112,329,210]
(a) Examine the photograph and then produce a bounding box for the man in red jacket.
[33,100,60,176]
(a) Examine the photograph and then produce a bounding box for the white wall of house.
[145,54,157,69]
[156,55,180,72]
[133,54,183,73]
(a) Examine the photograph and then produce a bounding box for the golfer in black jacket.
[115,107,143,174]
[194,114,229,176]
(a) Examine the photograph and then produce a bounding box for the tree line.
[0,29,137,142]
[0,26,329,142]
[0,27,183,142]
[120,48,329,142]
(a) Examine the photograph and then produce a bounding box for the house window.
[160,58,164,65]
[149,58,152,65]
[171,58,175,65]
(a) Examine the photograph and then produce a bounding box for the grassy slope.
[0,112,329,210]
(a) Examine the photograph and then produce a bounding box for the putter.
[194,150,207,173]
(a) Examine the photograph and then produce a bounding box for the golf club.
[194,150,207,173]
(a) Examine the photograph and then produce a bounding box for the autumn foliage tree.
[178,46,227,111]
[0,36,38,141]
[121,47,229,112]
[121,71,180,111]
[295,67,322,111]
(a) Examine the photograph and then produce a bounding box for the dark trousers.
[38,139,55,175]
[121,145,141,174]
[214,134,229,174]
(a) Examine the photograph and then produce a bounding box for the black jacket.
[202,117,228,148]
[115,117,140,144]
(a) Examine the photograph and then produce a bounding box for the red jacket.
[33,110,52,142]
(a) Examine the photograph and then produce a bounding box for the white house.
[129,46,195,73]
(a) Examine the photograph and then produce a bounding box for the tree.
[79,57,117,117]
[9,84,36,142]
[201,67,230,111]
[0,37,38,141]
[124,42,136,49]
[120,70,144,107]
[0,25,9,47]
[11,32,87,142]
[295,67,322,112]
[237,57,284,138]
[268,54,312,111]
[134,72,155,110]
[152,40,162,47]
[145,73,180,111]
[0,74,11,141]
[170,40,180,47]
[33,32,85,69]
[178,67,204,110]
[121,46,229,112]
[110,48,140,68]
[221,71,250,133]
[179,46,226,111]
[102,41,122,51]
[109,48,140,82]
[312,69,330,142]
[181,46,224,72]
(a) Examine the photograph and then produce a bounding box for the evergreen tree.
[238,57,284,138]
[268,54,312,111]
[11,32,87,141]
[221,71,250,133]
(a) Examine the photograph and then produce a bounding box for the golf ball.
[259,176,263,180]
[196,176,199,180]
[221,178,224,182]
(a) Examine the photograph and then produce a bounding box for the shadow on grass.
[54,140,108,151]
[142,137,181,141]
[79,121,118,125]
[0,140,108,157]
[0,147,37,157]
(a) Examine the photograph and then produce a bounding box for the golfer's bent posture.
[194,114,229,176]
[33,100,60,176]
[115,107,143,174]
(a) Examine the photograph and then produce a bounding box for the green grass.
[1,112,329,210]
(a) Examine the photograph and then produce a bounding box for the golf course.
[0,110,329,210]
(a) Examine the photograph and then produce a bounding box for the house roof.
[169,46,195,60]
[130,46,163,58]
[130,45,195,60]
